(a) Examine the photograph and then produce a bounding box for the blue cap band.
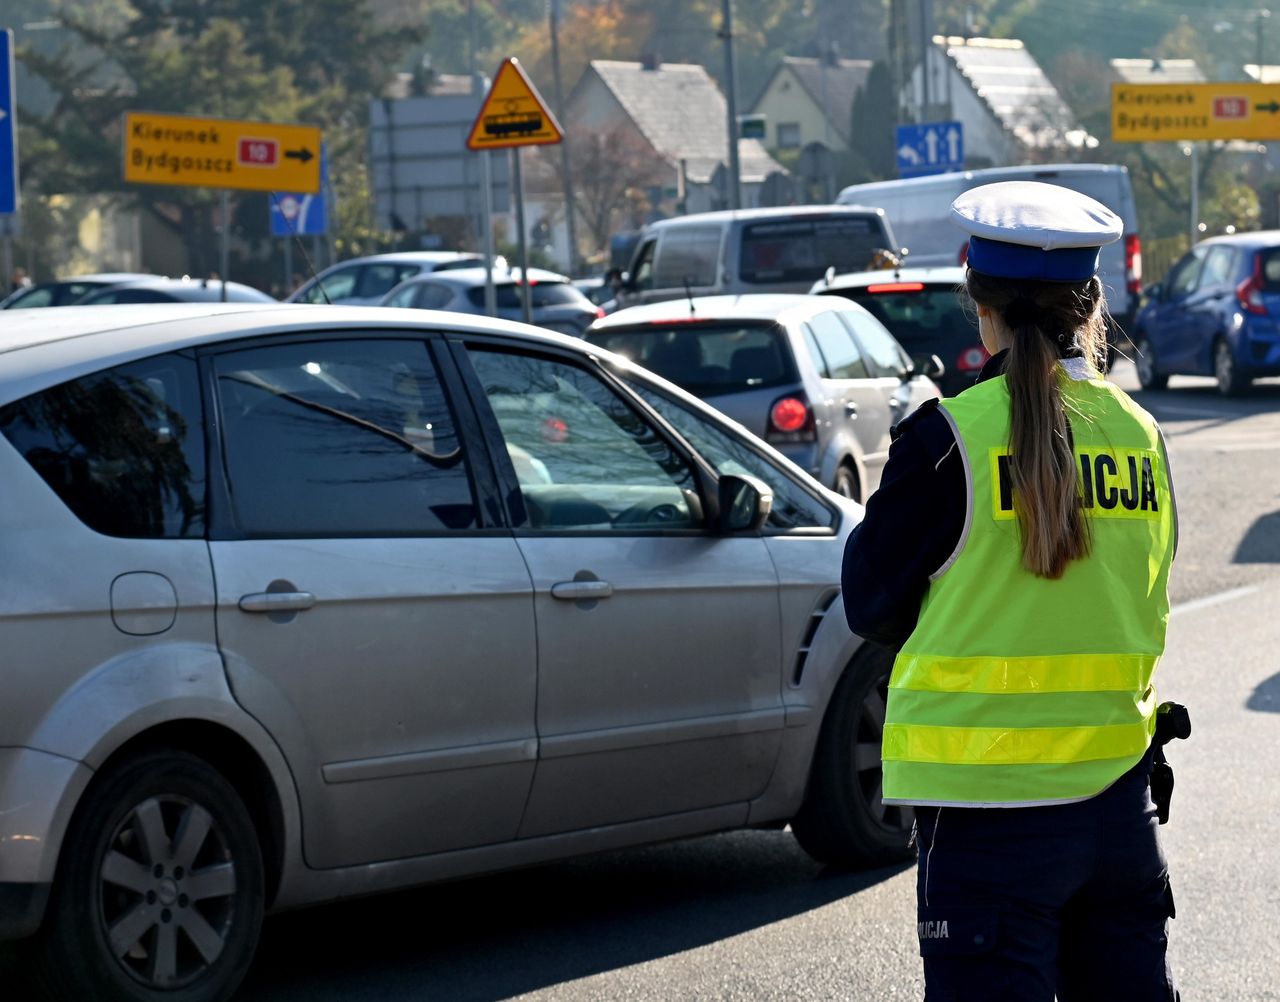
[967,236,1101,282]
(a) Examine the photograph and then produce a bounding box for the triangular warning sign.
[466,58,564,151]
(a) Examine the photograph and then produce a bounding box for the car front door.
[457,341,785,836]
[1155,247,1208,371]
[806,311,891,492]
[205,334,538,869]
[1185,245,1239,371]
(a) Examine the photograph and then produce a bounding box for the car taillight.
[957,345,989,372]
[1236,253,1268,315]
[1125,234,1142,295]
[595,306,606,319]
[766,394,816,443]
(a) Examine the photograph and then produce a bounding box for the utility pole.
[720,0,742,210]
[1258,9,1271,74]
[919,0,932,120]
[548,0,580,275]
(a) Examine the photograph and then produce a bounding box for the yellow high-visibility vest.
[882,367,1176,807]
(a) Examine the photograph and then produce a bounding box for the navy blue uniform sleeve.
[841,403,966,651]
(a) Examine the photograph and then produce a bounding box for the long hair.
[964,269,1109,579]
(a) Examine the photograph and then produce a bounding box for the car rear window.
[739,216,888,284]
[465,282,585,309]
[589,322,797,397]
[0,352,206,538]
[828,284,977,353]
[1259,249,1280,290]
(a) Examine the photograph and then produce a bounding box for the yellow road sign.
[1112,82,1280,142]
[466,58,563,151]
[124,112,322,193]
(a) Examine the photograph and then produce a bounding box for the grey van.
[614,206,898,310]
[837,164,1143,332]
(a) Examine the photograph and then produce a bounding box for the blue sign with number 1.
[0,29,18,216]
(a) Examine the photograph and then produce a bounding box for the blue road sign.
[0,29,19,216]
[895,121,964,178]
[270,145,328,237]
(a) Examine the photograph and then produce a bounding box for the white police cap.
[951,180,1123,282]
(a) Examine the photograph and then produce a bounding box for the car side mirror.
[1145,282,1163,301]
[718,474,772,533]
[910,353,946,382]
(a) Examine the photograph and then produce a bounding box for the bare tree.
[555,125,666,259]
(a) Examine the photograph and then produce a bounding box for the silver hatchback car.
[0,304,910,1002]
[588,295,943,501]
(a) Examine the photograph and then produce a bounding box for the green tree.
[849,60,898,181]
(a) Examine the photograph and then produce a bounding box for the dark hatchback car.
[0,273,154,309]
[811,266,987,397]
[77,277,277,305]
[1134,231,1280,395]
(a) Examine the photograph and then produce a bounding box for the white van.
[837,164,1142,330]
[615,205,898,309]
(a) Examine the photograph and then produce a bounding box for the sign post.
[270,145,330,295]
[895,121,964,178]
[466,57,563,325]
[1,29,20,293]
[1111,82,1280,242]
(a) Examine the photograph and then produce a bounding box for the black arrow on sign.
[1255,101,1280,114]
[284,147,315,163]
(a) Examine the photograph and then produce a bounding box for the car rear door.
[1186,245,1240,367]
[454,339,785,836]
[1153,247,1208,371]
[204,332,538,869]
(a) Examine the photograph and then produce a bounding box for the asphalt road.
[5,362,1277,1001]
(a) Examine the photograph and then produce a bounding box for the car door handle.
[550,580,614,601]
[238,591,317,613]
[843,401,858,417]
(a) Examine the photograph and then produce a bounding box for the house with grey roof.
[750,55,873,152]
[565,57,787,214]
[1110,58,1206,86]
[909,36,1094,167]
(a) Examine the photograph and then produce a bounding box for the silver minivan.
[0,303,913,1002]
[837,163,1143,331]
[614,206,898,310]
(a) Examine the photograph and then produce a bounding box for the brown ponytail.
[964,270,1109,579]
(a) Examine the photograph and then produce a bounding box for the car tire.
[31,750,264,1002]
[1135,336,1168,391]
[791,646,915,869]
[832,463,861,502]
[1214,338,1250,396]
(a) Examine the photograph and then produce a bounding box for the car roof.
[815,266,968,292]
[318,251,482,270]
[591,294,856,329]
[0,304,592,405]
[397,266,571,287]
[1196,230,1280,248]
[51,272,156,284]
[644,204,886,231]
[77,277,274,301]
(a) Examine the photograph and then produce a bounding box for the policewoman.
[841,181,1181,1001]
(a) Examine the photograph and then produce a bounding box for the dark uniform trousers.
[913,748,1179,1002]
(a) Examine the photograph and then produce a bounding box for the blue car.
[1134,232,1280,395]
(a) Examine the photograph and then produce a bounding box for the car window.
[417,282,454,309]
[1260,248,1280,290]
[652,226,722,288]
[299,267,357,304]
[626,380,836,531]
[588,322,797,397]
[87,288,172,304]
[6,286,55,308]
[1167,249,1206,298]
[213,339,476,536]
[464,281,586,310]
[837,284,978,354]
[357,264,420,300]
[843,311,909,378]
[1198,246,1237,289]
[738,215,887,284]
[803,325,830,377]
[0,352,206,538]
[467,348,700,531]
[807,312,869,379]
[630,239,657,291]
[382,283,420,308]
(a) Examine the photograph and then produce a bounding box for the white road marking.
[1171,584,1263,617]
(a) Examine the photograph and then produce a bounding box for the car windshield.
[465,282,586,309]
[739,217,885,284]
[829,283,977,353]
[1258,248,1280,291]
[589,322,797,397]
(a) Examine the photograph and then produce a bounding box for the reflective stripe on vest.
[881,370,1176,807]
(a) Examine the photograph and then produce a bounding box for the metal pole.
[919,0,932,119]
[219,190,229,301]
[1189,143,1199,246]
[481,149,497,316]
[513,147,533,325]
[549,0,579,275]
[1258,10,1270,73]
[283,237,293,297]
[1,233,13,298]
[720,0,742,210]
